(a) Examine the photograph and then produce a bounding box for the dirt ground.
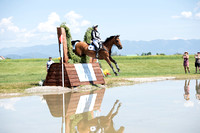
[0,77,176,99]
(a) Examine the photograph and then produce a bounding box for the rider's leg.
[93,40,99,58]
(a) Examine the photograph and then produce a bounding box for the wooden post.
[57,27,68,63]
[57,28,62,61]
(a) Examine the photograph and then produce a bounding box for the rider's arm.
[92,30,100,40]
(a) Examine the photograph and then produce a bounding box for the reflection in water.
[77,100,124,133]
[184,80,190,101]
[43,89,124,133]
[196,80,200,100]
[0,98,21,111]
[183,80,200,101]
[1,80,200,133]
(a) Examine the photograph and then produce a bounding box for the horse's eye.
[116,40,119,43]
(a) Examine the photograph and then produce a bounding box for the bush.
[60,23,89,63]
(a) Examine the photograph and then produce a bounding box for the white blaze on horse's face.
[115,35,122,50]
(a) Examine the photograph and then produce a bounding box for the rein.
[102,44,109,54]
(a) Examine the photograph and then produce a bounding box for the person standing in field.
[194,52,200,73]
[46,57,54,72]
[182,51,190,74]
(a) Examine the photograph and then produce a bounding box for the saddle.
[88,41,103,51]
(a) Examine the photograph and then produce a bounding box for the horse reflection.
[196,80,200,100]
[43,89,124,133]
[183,80,190,101]
[77,100,124,133]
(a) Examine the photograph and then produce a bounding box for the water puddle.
[0,79,200,133]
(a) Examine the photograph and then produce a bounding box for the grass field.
[0,55,199,93]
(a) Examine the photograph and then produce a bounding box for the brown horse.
[72,35,123,76]
[77,100,124,133]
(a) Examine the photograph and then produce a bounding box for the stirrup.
[95,53,98,59]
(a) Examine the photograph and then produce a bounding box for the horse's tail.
[71,40,81,47]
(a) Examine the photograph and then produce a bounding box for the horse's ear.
[116,35,120,38]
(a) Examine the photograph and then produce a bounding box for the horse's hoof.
[115,72,118,76]
[118,126,125,132]
[118,69,120,72]
[115,100,119,104]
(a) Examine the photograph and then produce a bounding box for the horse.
[77,100,124,133]
[72,35,123,76]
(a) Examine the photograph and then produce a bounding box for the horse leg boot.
[109,56,120,72]
[111,102,121,119]
[110,63,118,76]
[105,57,118,76]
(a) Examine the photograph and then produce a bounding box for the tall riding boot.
[95,47,99,59]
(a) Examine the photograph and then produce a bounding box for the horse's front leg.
[109,56,120,72]
[107,100,119,119]
[105,57,118,76]
[111,102,121,119]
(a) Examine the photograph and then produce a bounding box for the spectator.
[194,52,200,73]
[182,51,190,74]
[46,57,54,72]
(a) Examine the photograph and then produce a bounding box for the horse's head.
[114,35,122,50]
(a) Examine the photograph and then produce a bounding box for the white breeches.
[93,39,99,48]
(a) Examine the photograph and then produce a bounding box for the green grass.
[100,55,199,78]
[0,55,199,93]
[0,58,60,93]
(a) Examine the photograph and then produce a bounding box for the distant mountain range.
[0,39,199,59]
[115,39,200,56]
[0,44,60,59]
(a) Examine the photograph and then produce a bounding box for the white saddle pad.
[88,44,96,51]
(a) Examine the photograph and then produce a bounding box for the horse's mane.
[104,36,116,44]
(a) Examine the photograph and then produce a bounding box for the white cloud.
[172,11,192,19]
[0,11,91,48]
[0,17,24,32]
[171,15,181,19]
[0,28,5,33]
[181,11,192,18]
[194,1,200,12]
[171,37,187,40]
[172,1,200,20]
[81,20,90,26]
[0,98,21,111]
[65,11,82,20]
[195,12,200,19]
[24,31,37,38]
[37,12,60,33]
[41,34,56,40]
[64,11,90,33]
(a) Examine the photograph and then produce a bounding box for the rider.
[91,24,102,58]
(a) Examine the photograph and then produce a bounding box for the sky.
[0,0,200,49]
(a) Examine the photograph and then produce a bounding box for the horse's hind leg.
[117,126,125,133]
[109,56,120,72]
[107,100,119,119]
[111,102,122,119]
[105,57,118,76]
